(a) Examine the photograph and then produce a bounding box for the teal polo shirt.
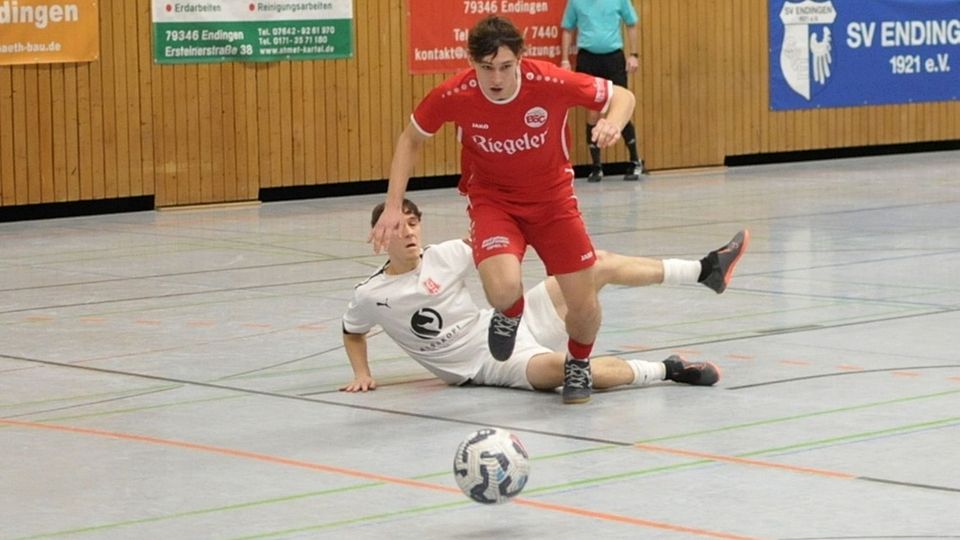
[561,0,639,54]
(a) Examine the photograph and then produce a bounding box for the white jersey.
[342,240,488,384]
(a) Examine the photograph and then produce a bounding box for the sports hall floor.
[2,152,959,539]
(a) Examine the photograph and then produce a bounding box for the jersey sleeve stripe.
[410,114,435,138]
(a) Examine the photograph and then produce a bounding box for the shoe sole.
[721,229,751,292]
[563,395,592,404]
[701,361,722,386]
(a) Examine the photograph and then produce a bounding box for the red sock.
[502,296,524,318]
[567,339,593,361]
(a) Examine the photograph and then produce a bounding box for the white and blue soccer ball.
[453,428,530,504]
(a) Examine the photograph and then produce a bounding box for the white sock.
[662,259,702,285]
[627,359,667,386]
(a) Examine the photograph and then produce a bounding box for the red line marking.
[724,354,753,361]
[892,371,920,378]
[0,418,760,539]
[240,323,273,329]
[634,443,855,480]
[779,359,810,366]
[135,319,161,326]
[837,364,864,371]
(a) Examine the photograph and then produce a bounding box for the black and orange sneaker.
[701,229,750,294]
[663,355,720,386]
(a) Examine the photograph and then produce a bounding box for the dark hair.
[370,198,422,228]
[468,16,524,62]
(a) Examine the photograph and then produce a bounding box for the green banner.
[151,1,353,64]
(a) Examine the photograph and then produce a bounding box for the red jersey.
[412,58,613,205]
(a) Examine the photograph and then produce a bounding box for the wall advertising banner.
[407,0,565,74]
[769,0,960,110]
[152,0,353,64]
[0,0,99,65]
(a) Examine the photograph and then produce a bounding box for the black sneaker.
[663,354,720,386]
[562,357,593,404]
[701,229,750,294]
[587,168,603,183]
[488,311,521,361]
[623,160,644,181]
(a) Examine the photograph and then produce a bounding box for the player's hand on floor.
[340,376,377,392]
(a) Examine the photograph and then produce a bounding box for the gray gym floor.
[2,152,959,539]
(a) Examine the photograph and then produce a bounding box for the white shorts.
[467,281,567,390]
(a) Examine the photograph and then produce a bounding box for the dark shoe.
[701,229,750,294]
[663,354,720,386]
[562,357,593,404]
[623,160,644,181]
[488,311,521,361]
[587,168,603,183]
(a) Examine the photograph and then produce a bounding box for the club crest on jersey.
[422,278,441,295]
[524,107,548,128]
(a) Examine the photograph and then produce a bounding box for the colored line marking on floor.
[0,418,760,540]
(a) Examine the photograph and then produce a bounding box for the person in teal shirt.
[561,0,643,182]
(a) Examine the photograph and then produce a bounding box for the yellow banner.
[0,0,99,65]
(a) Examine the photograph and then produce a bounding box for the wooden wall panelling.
[242,64,260,200]
[11,67,27,204]
[356,1,372,183]
[0,67,12,205]
[290,62,305,186]
[24,67,41,204]
[110,0,129,198]
[38,66,55,202]
[138,0,157,201]
[50,65,67,202]
[123,0,143,197]
[300,62,316,186]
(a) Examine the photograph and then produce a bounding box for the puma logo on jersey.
[376,299,391,308]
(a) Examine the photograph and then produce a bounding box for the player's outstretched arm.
[370,123,428,253]
[592,85,636,148]
[341,331,377,392]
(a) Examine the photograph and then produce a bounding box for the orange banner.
[407,0,565,74]
[0,0,99,65]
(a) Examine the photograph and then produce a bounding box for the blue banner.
[769,0,960,110]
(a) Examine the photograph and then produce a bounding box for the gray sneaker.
[701,229,750,294]
[663,354,720,386]
[562,357,593,404]
[488,311,521,361]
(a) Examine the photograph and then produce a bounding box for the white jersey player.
[342,199,749,395]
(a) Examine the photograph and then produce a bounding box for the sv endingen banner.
[152,0,353,64]
[769,0,960,110]
[0,0,99,65]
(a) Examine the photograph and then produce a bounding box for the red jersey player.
[369,16,636,404]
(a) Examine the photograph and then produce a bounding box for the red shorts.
[468,195,596,275]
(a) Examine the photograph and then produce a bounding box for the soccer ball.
[453,428,530,504]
